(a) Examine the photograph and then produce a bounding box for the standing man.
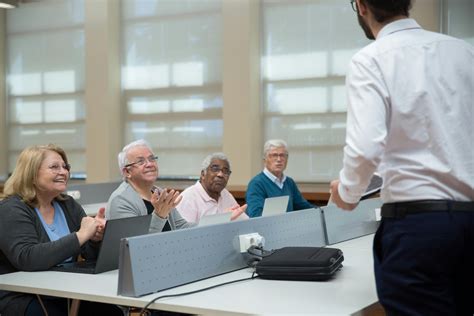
[330,0,474,315]
[176,153,247,223]
[246,139,313,217]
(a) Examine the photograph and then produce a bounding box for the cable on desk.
[139,272,258,315]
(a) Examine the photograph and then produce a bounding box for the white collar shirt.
[338,18,474,203]
[263,168,287,190]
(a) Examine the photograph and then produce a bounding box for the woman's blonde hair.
[1,144,69,206]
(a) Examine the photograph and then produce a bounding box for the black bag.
[255,246,344,281]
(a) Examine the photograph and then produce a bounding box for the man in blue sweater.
[246,139,313,217]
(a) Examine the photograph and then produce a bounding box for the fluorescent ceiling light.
[0,0,18,9]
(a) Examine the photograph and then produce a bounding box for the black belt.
[381,200,474,219]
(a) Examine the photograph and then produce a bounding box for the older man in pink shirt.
[176,153,248,223]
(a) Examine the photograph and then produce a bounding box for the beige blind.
[261,0,370,181]
[6,0,86,177]
[444,0,474,45]
[121,0,223,178]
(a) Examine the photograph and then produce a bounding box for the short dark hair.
[362,0,412,23]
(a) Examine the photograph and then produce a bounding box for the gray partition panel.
[118,208,325,297]
[323,198,382,245]
[66,182,121,205]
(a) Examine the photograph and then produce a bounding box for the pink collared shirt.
[176,181,247,223]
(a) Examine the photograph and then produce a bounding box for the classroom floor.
[357,302,386,316]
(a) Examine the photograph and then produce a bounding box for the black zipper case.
[255,246,344,281]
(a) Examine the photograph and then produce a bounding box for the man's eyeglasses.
[47,163,71,174]
[350,0,357,12]
[125,155,158,168]
[208,165,232,176]
[267,153,288,160]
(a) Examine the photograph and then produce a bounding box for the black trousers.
[374,210,474,316]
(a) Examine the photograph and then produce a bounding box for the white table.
[0,235,377,315]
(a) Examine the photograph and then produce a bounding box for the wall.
[412,0,440,32]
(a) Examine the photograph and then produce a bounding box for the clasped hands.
[77,207,106,245]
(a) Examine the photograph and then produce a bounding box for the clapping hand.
[76,216,102,245]
[151,188,182,219]
[91,207,106,242]
[229,204,248,221]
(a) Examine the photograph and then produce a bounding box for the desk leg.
[69,299,81,316]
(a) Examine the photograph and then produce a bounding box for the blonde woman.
[0,144,122,316]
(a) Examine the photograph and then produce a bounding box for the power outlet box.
[238,233,265,253]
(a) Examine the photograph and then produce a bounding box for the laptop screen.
[262,196,289,216]
[52,214,151,274]
[94,214,152,273]
[198,212,232,226]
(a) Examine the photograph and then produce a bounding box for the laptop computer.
[360,173,382,200]
[51,214,151,274]
[262,195,290,216]
[327,173,383,206]
[198,212,232,226]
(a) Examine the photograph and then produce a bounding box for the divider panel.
[118,208,325,297]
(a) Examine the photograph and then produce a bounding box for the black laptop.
[327,173,382,206]
[51,214,151,274]
[360,173,383,200]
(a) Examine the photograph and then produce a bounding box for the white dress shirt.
[263,168,287,189]
[338,18,474,204]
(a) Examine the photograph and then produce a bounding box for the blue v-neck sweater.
[245,172,314,217]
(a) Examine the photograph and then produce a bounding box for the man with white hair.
[246,139,313,217]
[176,153,247,223]
[106,139,194,233]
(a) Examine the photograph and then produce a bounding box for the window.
[261,0,370,181]
[443,0,474,45]
[121,0,223,178]
[6,0,86,177]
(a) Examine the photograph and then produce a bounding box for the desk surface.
[0,234,376,315]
